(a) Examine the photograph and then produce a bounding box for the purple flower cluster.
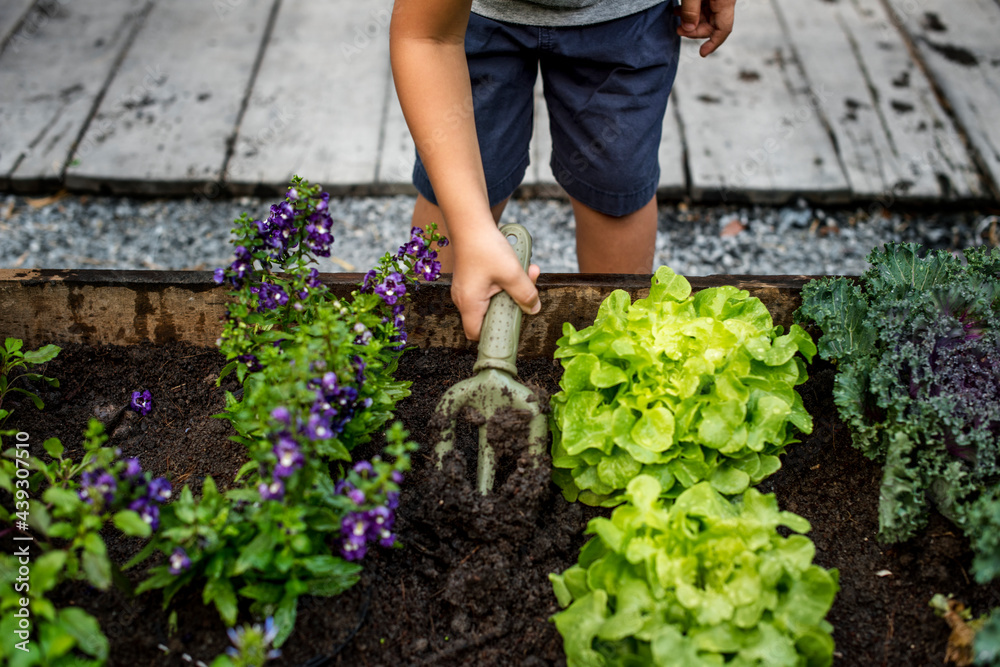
[303,193,334,258]
[305,367,370,440]
[78,457,172,531]
[397,226,445,283]
[257,427,305,502]
[336,462,402,561]
[251,280,289,312]
[214,245,254,287]
[130,389,153,416]
[128,473,172,531]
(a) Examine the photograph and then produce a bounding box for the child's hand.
[451,225,541,342]
[676,0,736,57]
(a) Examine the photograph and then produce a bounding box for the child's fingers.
[507,264,542,316]
[675,0,702,32]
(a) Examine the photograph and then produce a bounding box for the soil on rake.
[3,341,999,666]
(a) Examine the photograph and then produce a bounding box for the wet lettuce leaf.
[551,267,816,506]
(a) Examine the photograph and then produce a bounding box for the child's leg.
[540,2,680,273]
[411,193,511,272]
[572,195,657,274]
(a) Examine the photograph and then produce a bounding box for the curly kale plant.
[551,266,816,506]
[550,477,838,666]
[796,243,1000,581]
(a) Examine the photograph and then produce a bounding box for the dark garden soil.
[3,341,999,666]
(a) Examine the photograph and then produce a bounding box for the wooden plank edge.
[0,270,822,356]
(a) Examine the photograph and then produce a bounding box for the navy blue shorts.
[412,2,681,217]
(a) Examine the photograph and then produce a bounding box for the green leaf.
[81,550,112,590]
[203,577,239,626]
[42,438,63,459]
[272,593,298,648]
[31,550,67,594]
[708,464,750,495]
[113,510,152,538]
[22,344,60,365]
[57,607,108,659]
[234,529,277,574]
[43,487,80,513]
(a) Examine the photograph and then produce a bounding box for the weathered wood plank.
[226,0,392,194]
[671,0,849,203]
[63,0,276,195]
[0,0,149,191]
[773,0,984,200]
[0,269,816,357]
[0,0,37,51]
[658,104,688,199]
[885,0,1000,197]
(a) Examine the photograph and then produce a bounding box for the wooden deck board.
[0,0,149,190]
[226,0,391,193]
[885,0,1000,197]
[774,0,984,200]
[671,0,850,203]
[0,0,37,51]
[63,0,276,195]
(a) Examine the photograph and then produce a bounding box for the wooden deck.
[1,0,998,203]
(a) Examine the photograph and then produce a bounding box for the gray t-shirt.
[471,0,667,26]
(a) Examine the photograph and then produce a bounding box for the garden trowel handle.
[473,223,533,376]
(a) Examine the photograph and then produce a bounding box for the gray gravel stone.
[0,192,994,277]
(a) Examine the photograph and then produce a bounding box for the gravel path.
[1,192,996,277]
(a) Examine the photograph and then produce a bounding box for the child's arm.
[676,0,737,57]
[390,0,541,342]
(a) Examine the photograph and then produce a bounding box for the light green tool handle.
[473,224,533,376]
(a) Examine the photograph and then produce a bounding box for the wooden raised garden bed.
[1,269,996,666]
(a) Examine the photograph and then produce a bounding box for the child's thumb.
[507,264,542,316]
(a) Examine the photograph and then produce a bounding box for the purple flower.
[379,531,397,548]
[398,235,426,260]
[237,354,262,373]
[306,268,322,290]
[79,469,116,504]
[340,513,370,561]
[304,413,333,441]
[353,461,374,477]
[415,256,442,282]
[366,505,394,533]
[147,477,172,503]
[387,491,400,510]
[354,356,367,385]
[130,498,161,531]
[123,458,143,479]
[286,188,298,200]
[271,406,291,424]
[361,269,377,293]
[304,210,334,257]
[213,267,227,285]
[320,372,339,394]
[273,435,304,479]
[374,272,406,306]
[169,548,191,575]
[436,237,449,248]
[130,390,153,416]
[391,470,404,484]
[347,487,366,505]
[254,281,289,312]
[230,246,253,283]
[259,479,285,501]
[353,323,372,345]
